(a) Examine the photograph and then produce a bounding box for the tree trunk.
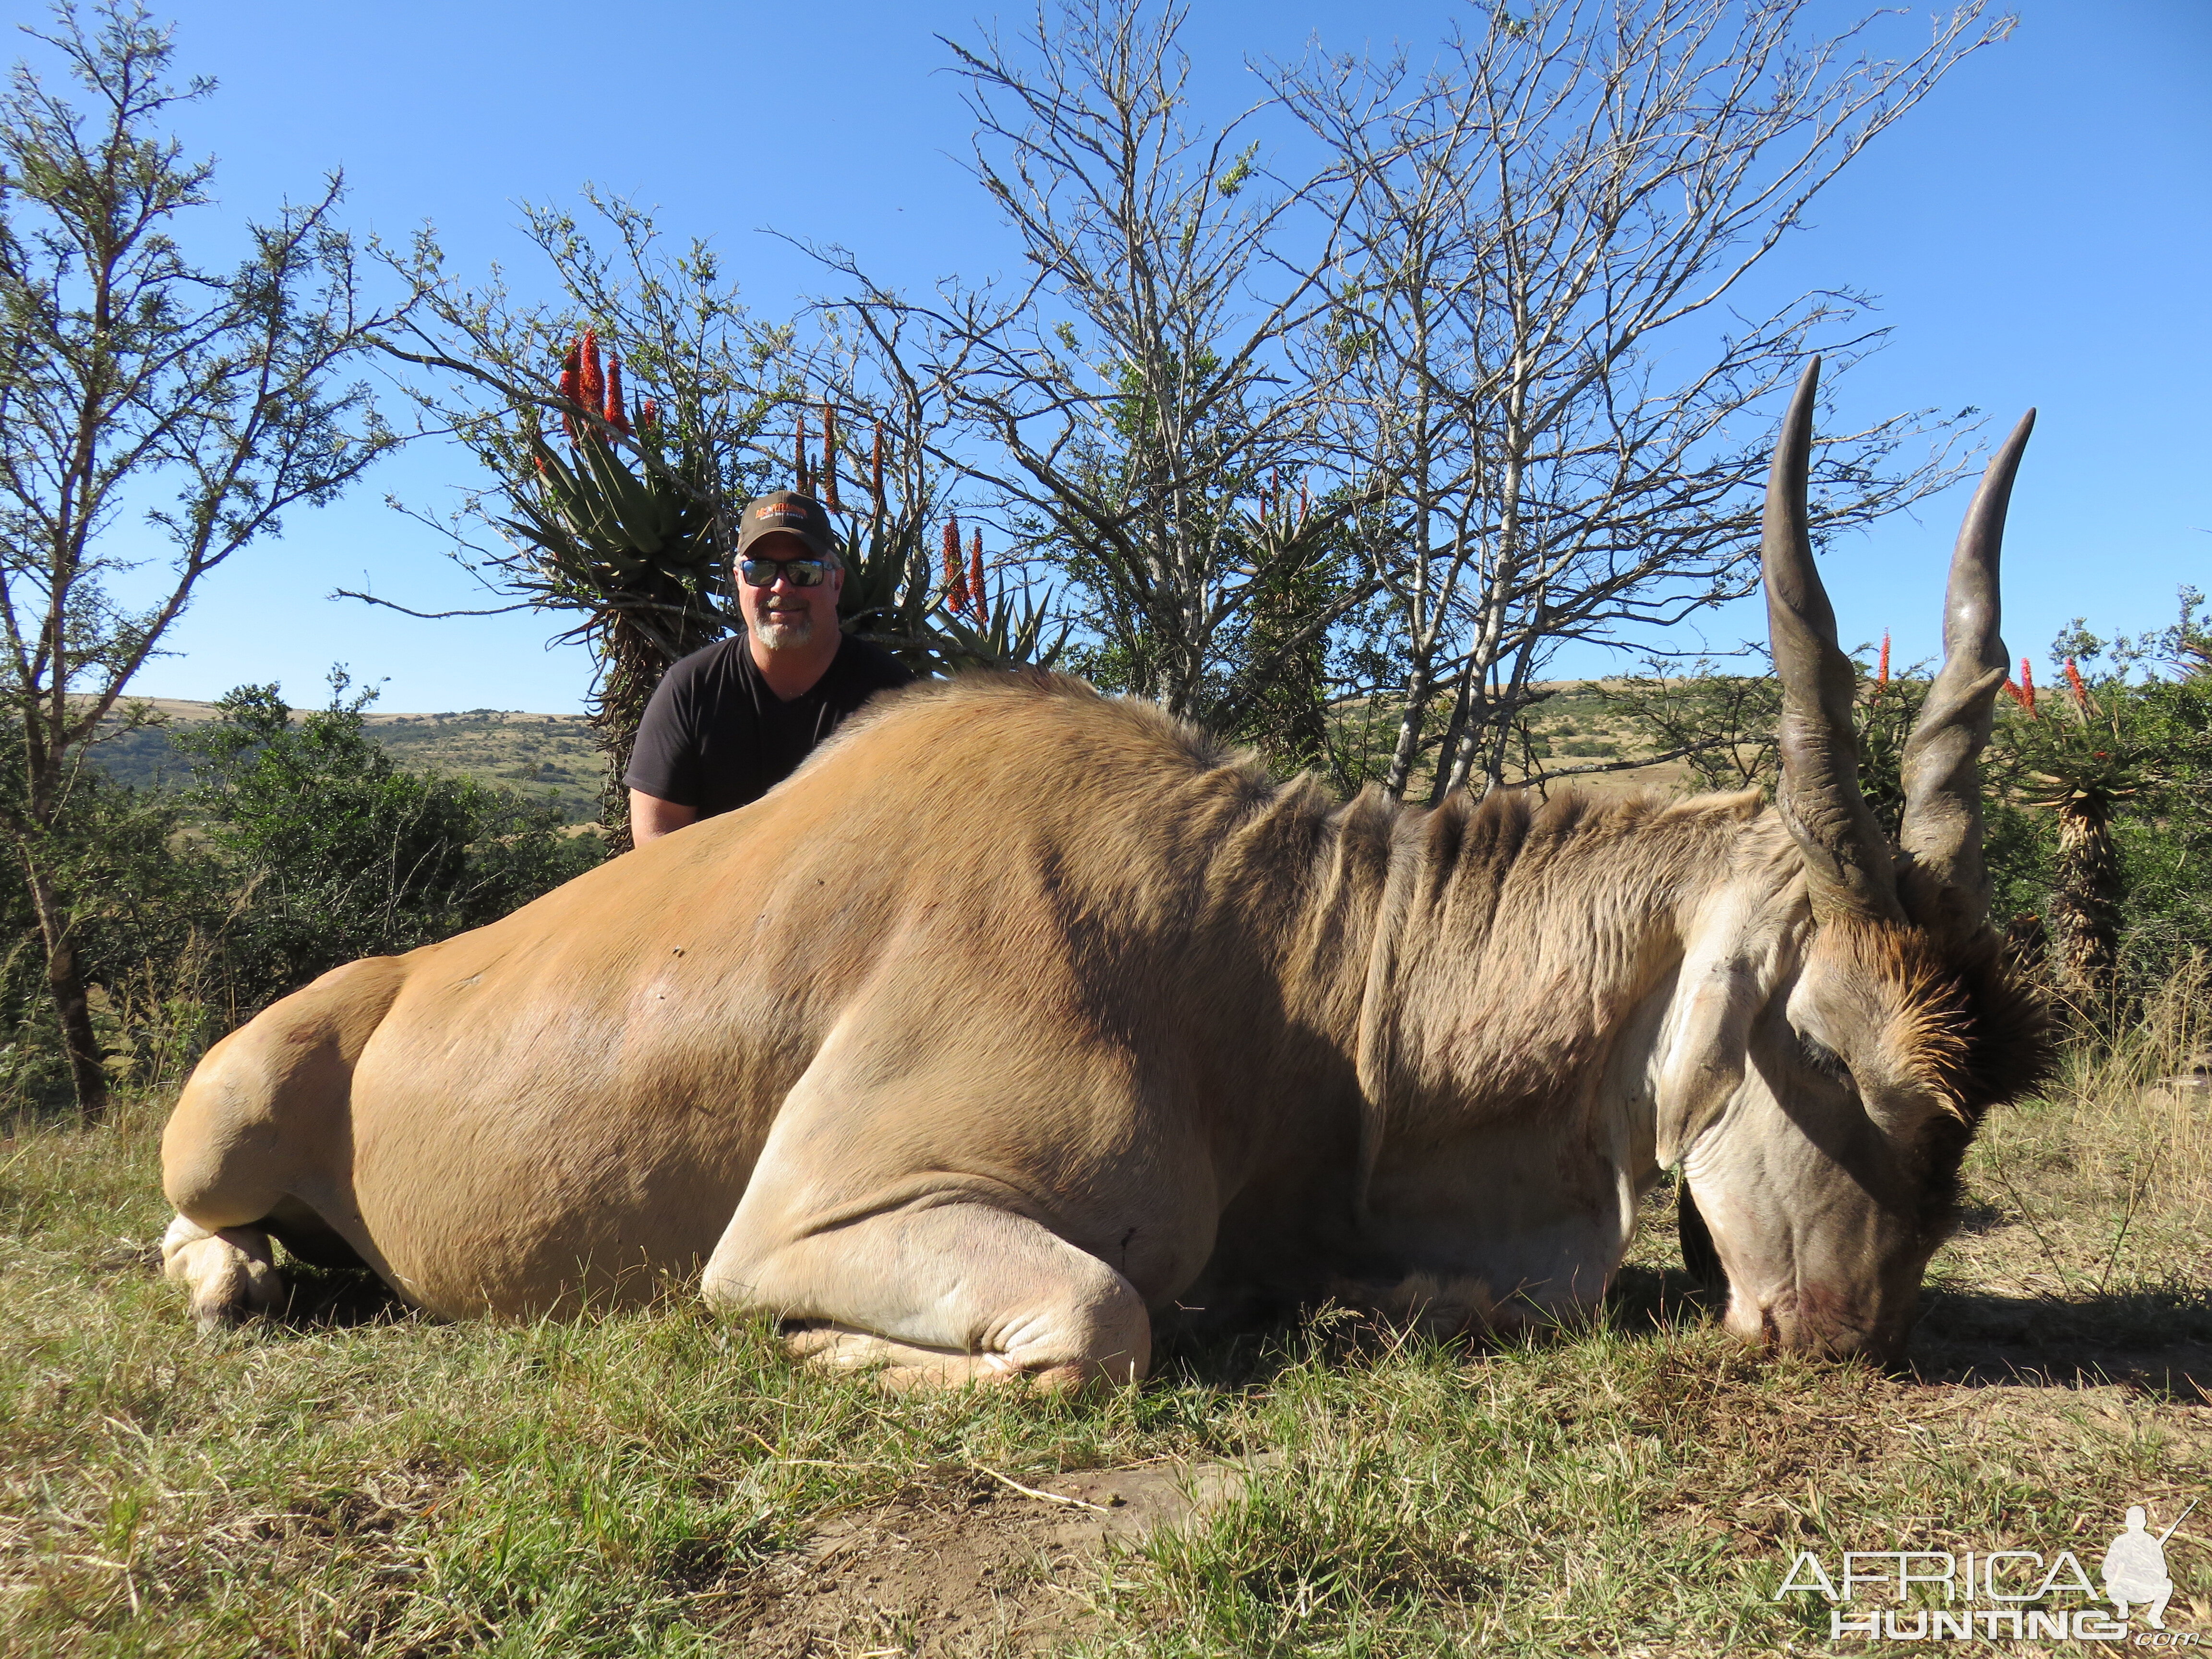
[592,641,652,858]
[592,622,670,858]
[1426,662,1478,805]
[2050,794,2120,1002]
[1382,653,1436,801]
[592,592,726,855]
[26,865,108,1121]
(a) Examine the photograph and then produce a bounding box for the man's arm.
[629,789,698,845]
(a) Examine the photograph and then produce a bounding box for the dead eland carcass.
[158,361,2050,1384]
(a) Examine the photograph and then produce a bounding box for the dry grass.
[1935,965,2212,1329]
[5,1013,2211,1656]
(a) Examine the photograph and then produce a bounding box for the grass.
[6,1014,2212,1656]
[1942,967,2212,1311]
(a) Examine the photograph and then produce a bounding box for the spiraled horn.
[1764,358,1905,926]
[1898,411,2035,931]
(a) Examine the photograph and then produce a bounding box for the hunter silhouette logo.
[2104,1500,2195,1631]
[1776,1498,2203,1645]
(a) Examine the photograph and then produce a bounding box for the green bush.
[0,767,222,1105]
[0,675,601,1111]
[173,676,600,1002]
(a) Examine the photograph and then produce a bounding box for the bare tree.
[818,0,1369,729]
[0,1,399,1116]
[1276,0,2007,801]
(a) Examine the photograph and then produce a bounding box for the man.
[625,490,915,844]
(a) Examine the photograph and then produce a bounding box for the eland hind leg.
[695,1019,1202,1392]
[160,956,409,1328]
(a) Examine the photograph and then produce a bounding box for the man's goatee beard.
[755,616,815,649]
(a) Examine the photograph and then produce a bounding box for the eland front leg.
[702,1198,1151,1391]
[161,1216,285,1330]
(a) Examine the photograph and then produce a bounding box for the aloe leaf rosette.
[505,432,723,610]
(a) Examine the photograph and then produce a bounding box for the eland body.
[160,363,2049,1382]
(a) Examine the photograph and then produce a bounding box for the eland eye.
[1795,1028,1852,1084]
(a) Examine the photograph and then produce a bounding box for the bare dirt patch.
[729,1458,1270,1657]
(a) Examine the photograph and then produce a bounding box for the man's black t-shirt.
[624,633,916,819]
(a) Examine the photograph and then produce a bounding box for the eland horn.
[1763,358,1905,926]
[1898,410,2035,931]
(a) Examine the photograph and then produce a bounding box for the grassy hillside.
[1325,680,1708,803]
[91,699,605,823]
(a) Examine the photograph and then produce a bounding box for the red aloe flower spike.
[2063,658,2090,711]
[578,328,605,417]
[2003,678,2027,709]
[795,412,810,493]
[637,398,658,431]
[870,425,884,517]
[943,515,967,613]
[969,529,987,626]
[2019,658,2037,717]
[821,401,841,512]
[1298,481,1309,523]
[558,342,581,440]
[603,353,631,435]
[1876,632,1890,689]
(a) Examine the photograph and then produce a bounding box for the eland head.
[1666,359,2051,1365]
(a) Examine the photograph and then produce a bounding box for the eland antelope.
[159,360,2049,1384]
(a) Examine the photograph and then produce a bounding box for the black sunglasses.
[738,556,832,589]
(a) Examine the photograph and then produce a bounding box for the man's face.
[739,531,843,651]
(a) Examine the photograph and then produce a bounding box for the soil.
[723,1457,1271,1657]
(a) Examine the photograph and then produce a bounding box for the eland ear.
[1654,953,1763,1166]
[1898,412,2035,932]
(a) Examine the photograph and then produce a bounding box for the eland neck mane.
[1219,764,1803,1123]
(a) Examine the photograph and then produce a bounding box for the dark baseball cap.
[736,491,839,561]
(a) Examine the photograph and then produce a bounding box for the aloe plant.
[923,572,1070,670]
[1993,659,2145,1001]
[505,331,732,847]
[808,414,1067,675]
[512,373,1070,850]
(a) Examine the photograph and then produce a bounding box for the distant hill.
[1331,679,1706,802]
[86,678,1705,825]
[90,699,604,823]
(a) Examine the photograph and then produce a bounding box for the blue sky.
[7,0,2207,712]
